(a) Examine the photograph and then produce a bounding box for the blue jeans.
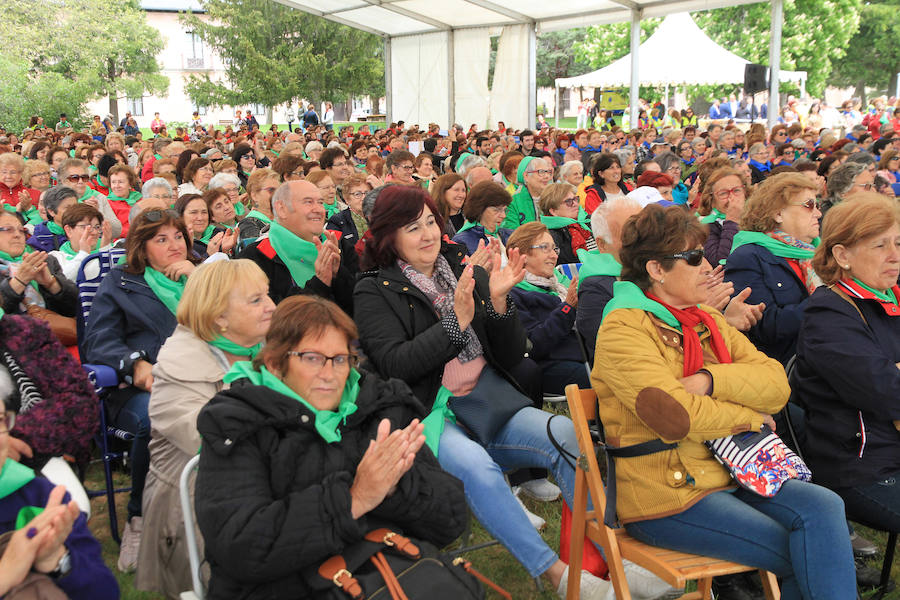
[836,469,900,533]
[625,480,855,600]
[437,407,581,578]
[540,360,591,395]
[111,389,151,521]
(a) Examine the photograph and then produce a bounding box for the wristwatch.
[47,550,72,579]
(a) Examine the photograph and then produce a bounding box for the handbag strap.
[364,529,420,558]
[453,558,512,600]
[318,556,364,600]
[370,552,408,600]
[604,439,678,528]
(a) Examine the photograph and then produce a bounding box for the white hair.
[141,177,172,198]
[305,141,323,154]
[208,172,241,191]
[591,195,641,245]
[557,160,583,182]
[457,154,487,178]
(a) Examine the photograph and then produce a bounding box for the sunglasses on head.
[663,248,705,266]
[142,209,179,222]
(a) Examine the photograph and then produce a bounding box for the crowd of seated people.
[1,98,900,600]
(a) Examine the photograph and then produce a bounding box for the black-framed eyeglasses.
[663,248,705,266]
[286,351,357,370]
[142,209,179,222]
[0,411,14,435]
[561,197,579,208]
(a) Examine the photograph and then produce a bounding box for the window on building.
[186,31,204,68]
[251,103,266,116]
[562,91,571,112]
[127,96,144,117]
[193,104,207,116]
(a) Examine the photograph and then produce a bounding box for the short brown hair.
[699,167,748,216]
[538,182,576,216]
[271,154,305,181]
[60,203,103,229]
[247,167,279,197]
[255,295,358,374]
[499,151,524,182]
[182,158,211,186]
[506,221,549,256]
[305,169,333,187]
[462,181,512,222]
[125,209,197,274]
[619,204,708,290]
[108,164,137,190]
[343,172,370,195]
[430,173,465,221]
[741,172,817,233]
[812,193,900,285]
[152,158,176,175]
[203,187,230,213]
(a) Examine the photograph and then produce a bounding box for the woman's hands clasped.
[350,418,426,519]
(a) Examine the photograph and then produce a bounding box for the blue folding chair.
[76,248,132,544]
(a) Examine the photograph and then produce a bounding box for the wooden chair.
[564,384,780,600]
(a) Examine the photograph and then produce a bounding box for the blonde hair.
[812,193,900,285]
[177,259,269,341]
[247,167,278,196]
[0,152,25,173]
[741,172,817,233]
[698,167,748,216]
[23,159,50,186]
[538,182,576,215]
[506,221,549,257]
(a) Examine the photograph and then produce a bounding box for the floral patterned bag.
[706,425,812,497]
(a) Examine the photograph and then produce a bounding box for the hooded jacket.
[195,371,467,599]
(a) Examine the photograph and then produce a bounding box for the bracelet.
[13,276,28,287]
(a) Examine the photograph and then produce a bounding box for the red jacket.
[0,181,40,209]
[141,156,157,183]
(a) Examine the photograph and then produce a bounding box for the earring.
[659,278,665,285]
[843,265,850,269]
[220,324,228,333]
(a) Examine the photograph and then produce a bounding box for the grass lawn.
[84,424,899,600]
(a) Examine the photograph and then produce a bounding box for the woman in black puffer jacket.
[194,295,466,600]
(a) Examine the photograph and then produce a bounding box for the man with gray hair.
[575,196,643,359]
[239,180,356,312]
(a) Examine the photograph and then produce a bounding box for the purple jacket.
[0,475,118,599]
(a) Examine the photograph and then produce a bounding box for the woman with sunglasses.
[539,182,596,266]
[83,209,200,573]
[820,161,875,221]
[724,173,822,365]
[193,295,466,598]
[592,203,855,600]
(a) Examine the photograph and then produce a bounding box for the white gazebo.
[274,0,790,129]
[555,12,806,122]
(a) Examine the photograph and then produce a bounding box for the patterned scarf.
[838,278,900,316]
[768,230,822,295]
[399,255,483,363]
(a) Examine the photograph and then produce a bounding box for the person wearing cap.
[501,156,553,230]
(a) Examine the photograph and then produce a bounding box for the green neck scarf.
[515,277,566,297]
[699,208,726,225]
[143,268,187,315]
[456,220,501,238]
[730,231,819,260]
[0,249,37,290]
[324,199,340,219]
[198,225,217,244]
[224,362,360,443]
[267,222,321,287]
[233,201,247,217]
[540,207,591,230]
[0,458,35,500]
[853,277,897,304]
[77,187,100,203]
[154,153,162,160]
[46,220,65,235]
[208,336,262,358]
[420,386,455,458]
[108,190,141,206]
[59,238,101,258]
[576,249,621,289]
[601,280,681,329]
[244,209,273,225]
[3,204,40,225]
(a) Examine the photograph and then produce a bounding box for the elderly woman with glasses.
[539,182,596,266]
[326,172,372,246]
[503,157,553,229]
[208,172,247,218]
[237,168,279,247]
[48,203,112,281]
[698,167,750,266]
[194,295,466,598]
[23,159,52,194]
[177,158,215,197]
[83,209,200,572]
[820,161,875,221]
[724,172,822,365]
[0,152,41,225]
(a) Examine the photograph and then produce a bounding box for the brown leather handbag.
[23,301,77,347]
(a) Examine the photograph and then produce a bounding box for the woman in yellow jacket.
[591,204,855,600]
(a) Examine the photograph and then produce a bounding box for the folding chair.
[76,248,132,544]
[180,454,205,600]
[563,384,780,600]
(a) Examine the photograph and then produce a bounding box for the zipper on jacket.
[857,411,867,459]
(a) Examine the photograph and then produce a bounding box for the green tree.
[0,0,168,129]
[536,29,592,88]
[828,0,900,102]
[182,0,383,122]
[0,55,95,132]
[693,0,861,97]
[573,19,661,73]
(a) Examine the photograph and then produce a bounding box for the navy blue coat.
[82,267,176,378]
[795,286,900,489]
[326,207,362,245]
[451,224,513,256]
[575,274,617,362]
[27,221,66,252]
[509,286,582,365]
[724,243,809,364]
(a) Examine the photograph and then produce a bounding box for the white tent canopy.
[556,12,806,89]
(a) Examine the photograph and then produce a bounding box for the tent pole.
[384,36,393,125]
[528,23,537,130]
[767,0,782,129]
[629,8,642,130]
[555,84,561,128]
[448,29,455,128]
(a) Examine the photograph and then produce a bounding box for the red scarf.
[646,293,732,376]
[837,279,900,317]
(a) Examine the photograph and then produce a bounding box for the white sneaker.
[518,477,562,502]
[117,516,142,573]
[622,559,683,599]
[512,486,546,530]
[556,565,616,600]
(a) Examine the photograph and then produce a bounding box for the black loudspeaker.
[744,64,768,95]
